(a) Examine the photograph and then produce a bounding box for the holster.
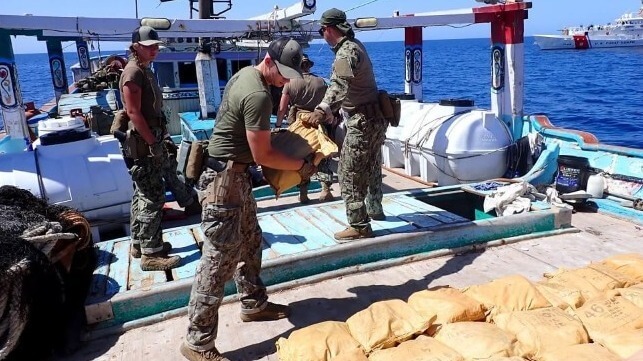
[204,160,241,207]
[121,129,151,159]
[378,90,401,127]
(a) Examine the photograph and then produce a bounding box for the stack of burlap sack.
[276,253,643,361]
[262,110,338,197]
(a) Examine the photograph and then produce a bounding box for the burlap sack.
[262,115,338,197]
[462,275,551,319]
[599,328,643,359]
[407,287,486,335]
[328,348,368,361]
[598,253,643,283]
[573,295,643,347]
[615,283,643,308]
[534,281,584,310]
[433,321,518,360]
[368,335,464,361]
[539,343,620,361]
[345,299,431,354]
[275,321,363,361]
[492,307,589,359]
[484,357,527,361]
[543,266,626,304]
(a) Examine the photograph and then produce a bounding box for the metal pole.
[135,0,139,18]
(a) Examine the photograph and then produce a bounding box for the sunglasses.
[318,26,327,37]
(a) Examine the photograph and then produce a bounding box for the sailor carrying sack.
[262,110,339,197]
[378,90,401,127]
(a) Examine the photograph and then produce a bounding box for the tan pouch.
[110,109,130,134]
[378,90,401,127]
[186,141,207,181]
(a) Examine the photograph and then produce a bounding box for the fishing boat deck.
[62,201,643,361]
[83,169,572,331]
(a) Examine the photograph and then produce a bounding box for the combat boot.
[318,183,335,202]
[334,225,373,241]
[240,302,290,322]
[298,185,310,204]
[179,342,230,361]
[130,242,172,258]
[140,252,181,271]
[369,212,386,221]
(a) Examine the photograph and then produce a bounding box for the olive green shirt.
[119,61,163,128]
[207,66,272,163]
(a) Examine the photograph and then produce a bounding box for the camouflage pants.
[185,165,267,351]
[129,155,167,254]
[338,114,388,228]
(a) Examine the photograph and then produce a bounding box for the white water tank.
[422,109,512,185]
[38,115,86,136]
[0,134,132,222]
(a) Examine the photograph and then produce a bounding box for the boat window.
[154,62,176,88]
[231,59,252,75]
[217,58,228,81]
[178,61,198,88]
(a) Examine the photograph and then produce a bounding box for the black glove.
[302,108,326,128]
[163,137,178,156]
[149,141,164,159]
[297,156,317,180]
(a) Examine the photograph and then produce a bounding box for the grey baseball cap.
[132,26,164,46]
[268,37,303,79]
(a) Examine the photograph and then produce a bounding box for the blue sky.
[5,0,641,54]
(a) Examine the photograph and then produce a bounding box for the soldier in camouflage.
[180,37,316,361]
[121,26,181,271]
[304,8,388,241]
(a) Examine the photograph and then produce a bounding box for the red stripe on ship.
[473,2,531,44]
[573,34,590,49]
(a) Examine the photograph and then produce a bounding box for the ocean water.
[10,37,643,148]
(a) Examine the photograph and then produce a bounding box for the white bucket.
[586,174,605,198]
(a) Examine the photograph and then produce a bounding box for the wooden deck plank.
[260,214,309,255]
[320,203,396,236]
[294,207,346,239]
[190,226,206,248]
[390,194,469,223]
[269,210,336,249]
[381,197,443,228]
[86,240,115,302]
[128,248,168,291]
[106,240,131,296]
[164,228,201,281]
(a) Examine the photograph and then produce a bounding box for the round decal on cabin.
[77,45,90,69]
[304,0,315,9]
[404,48,412,83]
[412,48,422,84]
[491,46,504,91]
[50,57,65,89]
[0,63,18,109]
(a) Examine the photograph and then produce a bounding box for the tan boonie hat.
[268,37,303,79]
[132,26,164,46]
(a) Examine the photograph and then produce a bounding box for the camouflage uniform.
[186,166,267,349]
[321,36,388,228]
[185,66,273,351]
[120,60,170,255]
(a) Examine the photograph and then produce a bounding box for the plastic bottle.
[586,173,605,198]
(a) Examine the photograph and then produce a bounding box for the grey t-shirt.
[283,73,327,111]
[207,66,272,163]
